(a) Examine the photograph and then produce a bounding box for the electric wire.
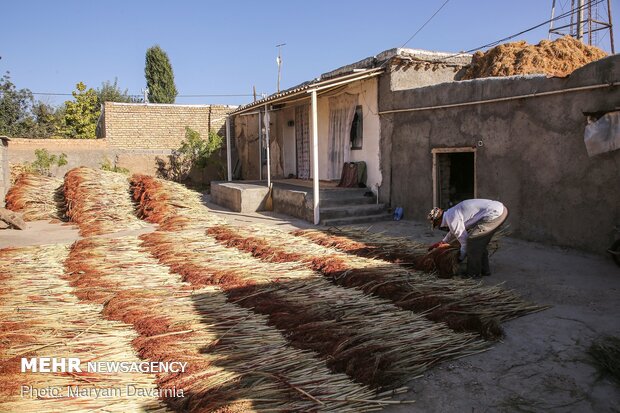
[429,0,604,63]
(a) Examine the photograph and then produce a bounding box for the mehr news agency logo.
[20,357,186,399]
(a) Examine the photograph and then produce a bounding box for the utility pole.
[548,0,615,53]
[276,43,286,93]
[576,0,584,40]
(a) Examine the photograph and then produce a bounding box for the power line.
[399,0,451,49]
[26,92,254,97]
[431,0,604,63]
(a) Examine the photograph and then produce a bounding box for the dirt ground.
[1,201,619,412]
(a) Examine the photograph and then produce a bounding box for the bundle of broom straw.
[65,236,391,412]
[64,167,147,236]
[207,224,546,340]
[4,173,65,221]
[0,244,169,412]
[130,174,225,231]
[293,227,507,277]
[141,229,487,389]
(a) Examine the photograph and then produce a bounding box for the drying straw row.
[63,167,147,236]
[207,224,546,340]
[65,236,390,412]
[0,244,169,413]
[141,229,488,389]
[4,173,65,221]
[293,227,506,277]
[130,174,225,231]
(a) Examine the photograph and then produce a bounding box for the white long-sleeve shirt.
[441,199,505,258]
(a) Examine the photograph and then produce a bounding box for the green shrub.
[24,148,68,176]
[157,127,223,182]
[100,156,130,174]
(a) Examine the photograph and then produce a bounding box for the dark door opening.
[436,152,475,210]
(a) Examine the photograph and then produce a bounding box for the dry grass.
[207,224,546,340]
[65,235,390,412]
[130,174,225,231]
[141,229,488,389]
[4,173,65,221]
[0,244,169,412]
[64,167,147,236]
[463,36,607,80]
[589,336,620,384]
[293,227,507,277]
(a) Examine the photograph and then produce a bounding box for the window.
[350,105,363,150]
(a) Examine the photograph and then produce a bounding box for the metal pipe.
[549,0,557,39]
[608,0,615,54]
[307,71,382,93]
[310,89,320,225]
[234,69,384,115]
[577,0,585,40]
[264,104,271,188]
[225,116,232,181]
[378,82,620,115]
[258,108,262,181]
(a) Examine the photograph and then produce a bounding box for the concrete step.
[320,196,376,207]
[320,204,387,220]
[321,213,392,226]
[319,188,372,200]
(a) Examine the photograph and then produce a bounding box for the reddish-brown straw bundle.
[141,229,487,389]
[293,228,491,277]
[207,224,546,340]
[130,174,225,231]
[4,173,65,221]
[63,167,146,236]
[0,244,169,412]
[65,236,386,412]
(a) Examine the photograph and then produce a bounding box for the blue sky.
[2,0,617,107]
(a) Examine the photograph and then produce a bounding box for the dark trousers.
[466,208,509,276]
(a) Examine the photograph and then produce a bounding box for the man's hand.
[428,241,449,251]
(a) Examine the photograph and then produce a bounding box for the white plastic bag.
[584,111,620,157]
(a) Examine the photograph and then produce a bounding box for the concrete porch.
[211,179,390,225]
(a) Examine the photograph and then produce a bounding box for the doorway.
[432,148,476,210]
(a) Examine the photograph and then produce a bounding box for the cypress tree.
[144,45,178,103]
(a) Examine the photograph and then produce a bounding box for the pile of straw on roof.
[4,173,65,221]
[463,36,607,80]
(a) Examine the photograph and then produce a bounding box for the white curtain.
[328,93,358,179]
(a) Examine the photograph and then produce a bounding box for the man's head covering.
[427,207,443,228]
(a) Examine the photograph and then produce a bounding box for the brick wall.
[102,102,235,149]
[6,102,237,184]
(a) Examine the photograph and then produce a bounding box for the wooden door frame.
[431,147,477,208]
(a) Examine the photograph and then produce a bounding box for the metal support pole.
[264,105,271,188]
[311,89,320,225]
[225,117,232,181]
[258,110,262,181]
[549,0,556,39]
[608,0,615,54]
[577,0,585,40]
